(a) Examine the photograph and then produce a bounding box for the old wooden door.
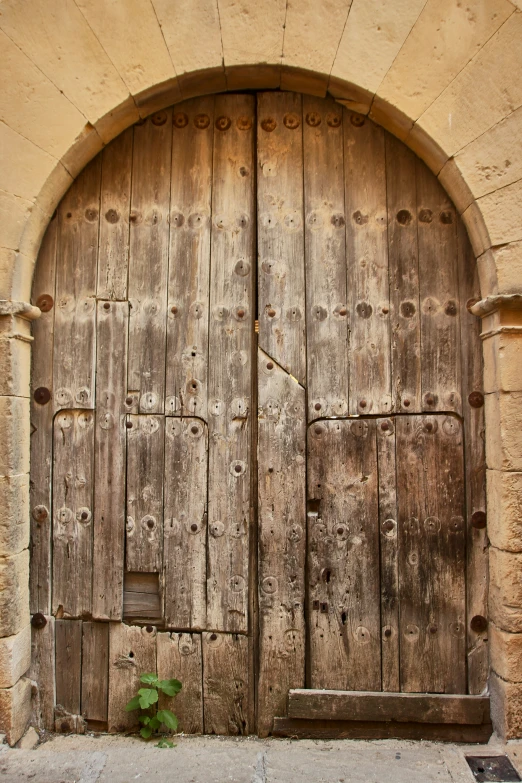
[30,92,486,738]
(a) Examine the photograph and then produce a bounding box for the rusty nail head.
[403,399,411,407]
[216,116,232,131]
[125,396,134,405]
[339,307,347,316]
[81,511,88,520]
[268,308,276,317]
[173,112,188,128]
[103,302,111,310]
[337,527,344,535]
[425,393,435,405]
[126,421,133,429]
[146,625,154,633]
[383,520,394,532]
[237,116,252,131]
[380,421,389,431]
[327,113,341,128]
[261,118,277,132]
[31,613,47,629]
[151,111,167,126]
[191,523,198,532]
[283,112,300,129]
[194,113,210,129]
[359,400,367,409]
[429,625,438,634]
[314,402,322,411]
[34,387,51,405]
[470,615,488,633]
[235,464,242,473]
[210,633,217,641]
[468,391,484,408]
[171,305,178,314]
[471,511,487,529]
[36,294,53,312]
[266,362,274,370]
[191,425,199,434]
[350,113,365,127]
[237,308,245,318]
[384,628,392,637]
[305,112,321,127]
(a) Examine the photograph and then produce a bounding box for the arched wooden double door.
[30,92,487,737]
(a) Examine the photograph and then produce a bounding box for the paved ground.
[1,732,522,783]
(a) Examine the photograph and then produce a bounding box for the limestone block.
[0,550,30,638]
[0,250,34,303]
[18,204,51,264]
[0,677,31,746]
[282,0,352,75]
[178,68,227,101]
[152,0,223,74]
[485,392,522,471]
[60,128,104,181]
[95,97,140,145]
[406,123,449,175]
[0,192,34,254]
[134,77,184,118]
[0,123,56,204]
[484,333,522,393]
[369,96,413,141]
[0,397,30,478]
[461,201,490,257]
[0,625,31,688]
[328,78,373,114]
[378,0,512,121]
[17,726,39,750]
[438,158,474,215]
[34,164,73,223]
[75,0,174,95]
[0,29,86,160]
[454,105,522,200]
[489,546,522,632]
[485,241,522,296]
[0,333,30,398]
[487,470,522,551]
[331,0,425,94]
[0,474,29,557]
[218,0,286,66]
[490,622,522,682]
[417,12,522,157]
[478,178,522,246]
[490,671,522,739]
[0,0,129,125]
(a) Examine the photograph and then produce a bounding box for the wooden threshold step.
[287,690,491,726]
[272,718,493,743]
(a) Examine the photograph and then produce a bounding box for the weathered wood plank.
[164,418,208,629]
[30,217,57,614]
[52,410,95,618]
[307,419,381,690]
[287,690,490,725]
[377,418,399,692]
[202,632,250,735]
[157,632,203,734]
[108,623,157,733]
[417,160,461,414]
[272,717,492,743]
[207,94,254,632]
[126,415,165,573]
[97,128,133,300]
[123,572,163,624]
[166,97,214,418]
[396,415,466,693]
[55,619,82,714]
[53,158,100,411]
[303,96,348,420]
[93,300,128,620]
[257,91,306,385]
[458,221,488,694]
[127,111,172,414]
[257,348,306,737]
[30,616,55,730]
[81,622,109,722]
[345,111,391,416]
[386,134,421,412]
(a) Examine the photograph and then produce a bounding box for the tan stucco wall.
[1,0,522,744]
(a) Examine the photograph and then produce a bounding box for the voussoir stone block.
[0,624,31,688]
[478,178,522,247]
[489,546,522,632]
[0,474,29,557]
[490,671,522,740]
[0,676,31,746]
[0,550,30,638]
[488,470,522,552]
[485,391,522,471]
[0,396,30,478]
[490,622,522,682]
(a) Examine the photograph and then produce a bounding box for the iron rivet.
[34,387,51,405]
[266,362,274,370]
[314,403,322,411]
[31,613,47,629]
[126,421,133,429]
[359,400,367,409]
[36,294,53,312]
[215,116,231,131]
[380,421,389,431]
[194,113,210,129]
[191,523,198,532]
[470,615,488,633]
[237,116,252,131]
[146,625,154,633]
[471,511,487,529]
[261,117,277,132]
[468,391,484,408]
[173,112,188,128]
[103,302,110,310]
[327,112,341,128]
[283,113,300,129]
[339,307,347,316]
[350,113,365,127]
[268,308,276,317]
[384,628,392,637]
[419,208,433,223]
[210,633,217,641]
[403,399,411,407]
[235,464,242,473]
[397,209,412,225]
[125,396,133,405]
[305,112,321,127]
[191,425,199,435]
[151,111,167,126]
[237,308,245,318]
[171,305,178,314]
[105,209,119,224]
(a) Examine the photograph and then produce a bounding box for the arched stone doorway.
[28,90,489,738]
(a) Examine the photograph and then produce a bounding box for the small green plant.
[125,672,182,747]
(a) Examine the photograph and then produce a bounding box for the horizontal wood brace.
[287,689,490,725]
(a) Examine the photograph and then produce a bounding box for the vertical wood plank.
[303,96,348,420]
[157,632,203,734]
[55,619,82,714]
[126,415,165,573]
[377,417,400,692]
[344,111,391,416]
[257,348,306,736]
[30,616,55,730]
[417,161,461,414]
[30,218,57,614]
[53,158,100,411]
[458,222,488,694]
[127,111,172,414]
[257,91,306,385]
[307,419,381,691]
[164,418,207,629]
[396,414,466,693]
[97,128,133,300]
[202,632,249,735]
[207,94,254,633]
[93,301,128,620]
[52,410,95,617]
[386,134,421,412]
[166,97,214,418]
[108,623,157,732]
[81,621,109,722]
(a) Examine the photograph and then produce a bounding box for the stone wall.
[0,0,521,743]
